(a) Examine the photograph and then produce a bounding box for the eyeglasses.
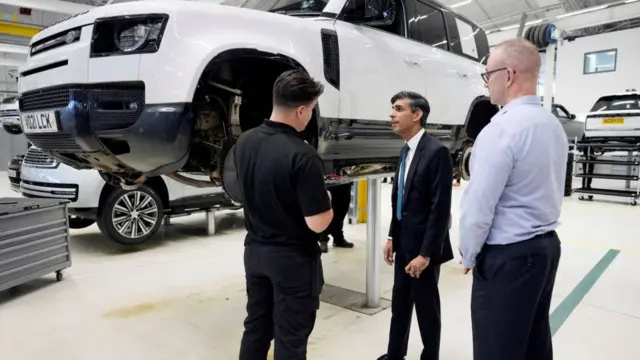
[480,67,514,83]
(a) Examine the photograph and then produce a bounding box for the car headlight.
[91,14,168,57]
[115,20,163,53]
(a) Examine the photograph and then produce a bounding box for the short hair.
[494,38,541,78]
[272,69,325,109]
[391,91,430,127]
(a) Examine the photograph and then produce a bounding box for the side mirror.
[570,114,576,120]
[343,0,396,26]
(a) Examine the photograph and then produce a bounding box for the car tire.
[68,216,96,229]
[97,184,164,246]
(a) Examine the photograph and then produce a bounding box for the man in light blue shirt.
[459,39,567,360]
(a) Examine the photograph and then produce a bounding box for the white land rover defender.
[17,0,498,200]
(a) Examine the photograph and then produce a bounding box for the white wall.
[555,27,640,114]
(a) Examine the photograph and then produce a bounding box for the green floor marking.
[550,249,620,336]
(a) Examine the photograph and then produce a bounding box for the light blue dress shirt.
[459,95,568,269]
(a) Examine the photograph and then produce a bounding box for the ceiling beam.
[0,0,96,15]
[487,0,640,45]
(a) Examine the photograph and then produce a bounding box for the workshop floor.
[0,173,638,360]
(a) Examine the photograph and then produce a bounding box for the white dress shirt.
[402,128,425,194]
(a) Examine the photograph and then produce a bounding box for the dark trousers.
[471,231,561,360]
[239,244,324,360]
[386,250,442,360]
[322,183,352,241]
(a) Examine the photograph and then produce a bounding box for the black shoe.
[319,241,329,253]
[333,238,354,248]
[376,355,404,360]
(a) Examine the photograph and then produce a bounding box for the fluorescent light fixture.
[556,4,608,18]
[497,19,543,32]
[451,0,473,9]
[625,0,638,3]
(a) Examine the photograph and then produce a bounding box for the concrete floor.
[0,173,638,360]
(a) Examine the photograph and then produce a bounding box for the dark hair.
[391,91,430,127]
[273,69,325,109]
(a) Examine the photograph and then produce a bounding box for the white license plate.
[7,169,16,178]
[21,111,59,134]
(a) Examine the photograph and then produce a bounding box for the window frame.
[583,48,617,75]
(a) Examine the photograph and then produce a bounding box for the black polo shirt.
[234,119,331,256]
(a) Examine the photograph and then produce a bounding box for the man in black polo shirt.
[236,70,334,360]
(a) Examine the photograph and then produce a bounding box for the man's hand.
[405,255,430,278]
[459,259,470,275]
[383,239,394,265]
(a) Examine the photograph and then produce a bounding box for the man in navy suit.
[378,91,454,360]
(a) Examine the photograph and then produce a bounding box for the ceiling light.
[451,0,473,9]
[556,4,608,19]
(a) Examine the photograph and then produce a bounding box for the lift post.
[365,175,383,308]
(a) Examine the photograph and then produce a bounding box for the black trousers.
[239,244,324,360]
[322,183,352,241]
[386,250,442,360]
[471,231,561,360]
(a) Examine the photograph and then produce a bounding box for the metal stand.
[365,177,382,308]
[206,209,216,235]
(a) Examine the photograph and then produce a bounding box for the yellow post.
[357,179,368,223]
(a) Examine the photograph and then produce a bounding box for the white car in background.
[10,147,238,245]
[0,96,21,135]
[582,90,640,141]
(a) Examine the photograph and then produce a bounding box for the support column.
[365,177,382,308]
[206,209,216,236]
[543,43,556,111]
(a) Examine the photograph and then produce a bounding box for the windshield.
[219,0,329,14]
[590,95,640,112]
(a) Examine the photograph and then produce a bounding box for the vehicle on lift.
[0,96,22,135]
[17,0,498,201]
[582,89,640,142]
[9,147,238,246]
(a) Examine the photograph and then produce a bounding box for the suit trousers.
[471,231,561,360]
[322,183,352,241]
[239,244,324,360]
[386,249,442,360]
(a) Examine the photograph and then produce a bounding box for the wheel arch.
[461,95,499,142]
[189,47,322,147]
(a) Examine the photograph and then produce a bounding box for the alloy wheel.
[111,191,159,239]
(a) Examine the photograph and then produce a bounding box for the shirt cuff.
[462,257,476,269]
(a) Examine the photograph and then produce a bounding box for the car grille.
[19,85,72,112]
[23,147,59,168]
[27,134,82,152]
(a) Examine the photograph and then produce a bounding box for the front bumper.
[19,159,106,209]
[19,82,195,179]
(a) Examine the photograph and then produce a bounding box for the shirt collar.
[499,95,542,115]
[406,128,425,150]
[263,119,298,133]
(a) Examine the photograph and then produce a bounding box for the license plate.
[21,111,59,133]
[602,117,624,125]
[7,169,16,178]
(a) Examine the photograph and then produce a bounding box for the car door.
[332,0,425,123]
[440,8,490,126]
[403,0,464,125]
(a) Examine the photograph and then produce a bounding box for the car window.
[590,94,640,112]
[554,105,571,118]
[408,0,448,50]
